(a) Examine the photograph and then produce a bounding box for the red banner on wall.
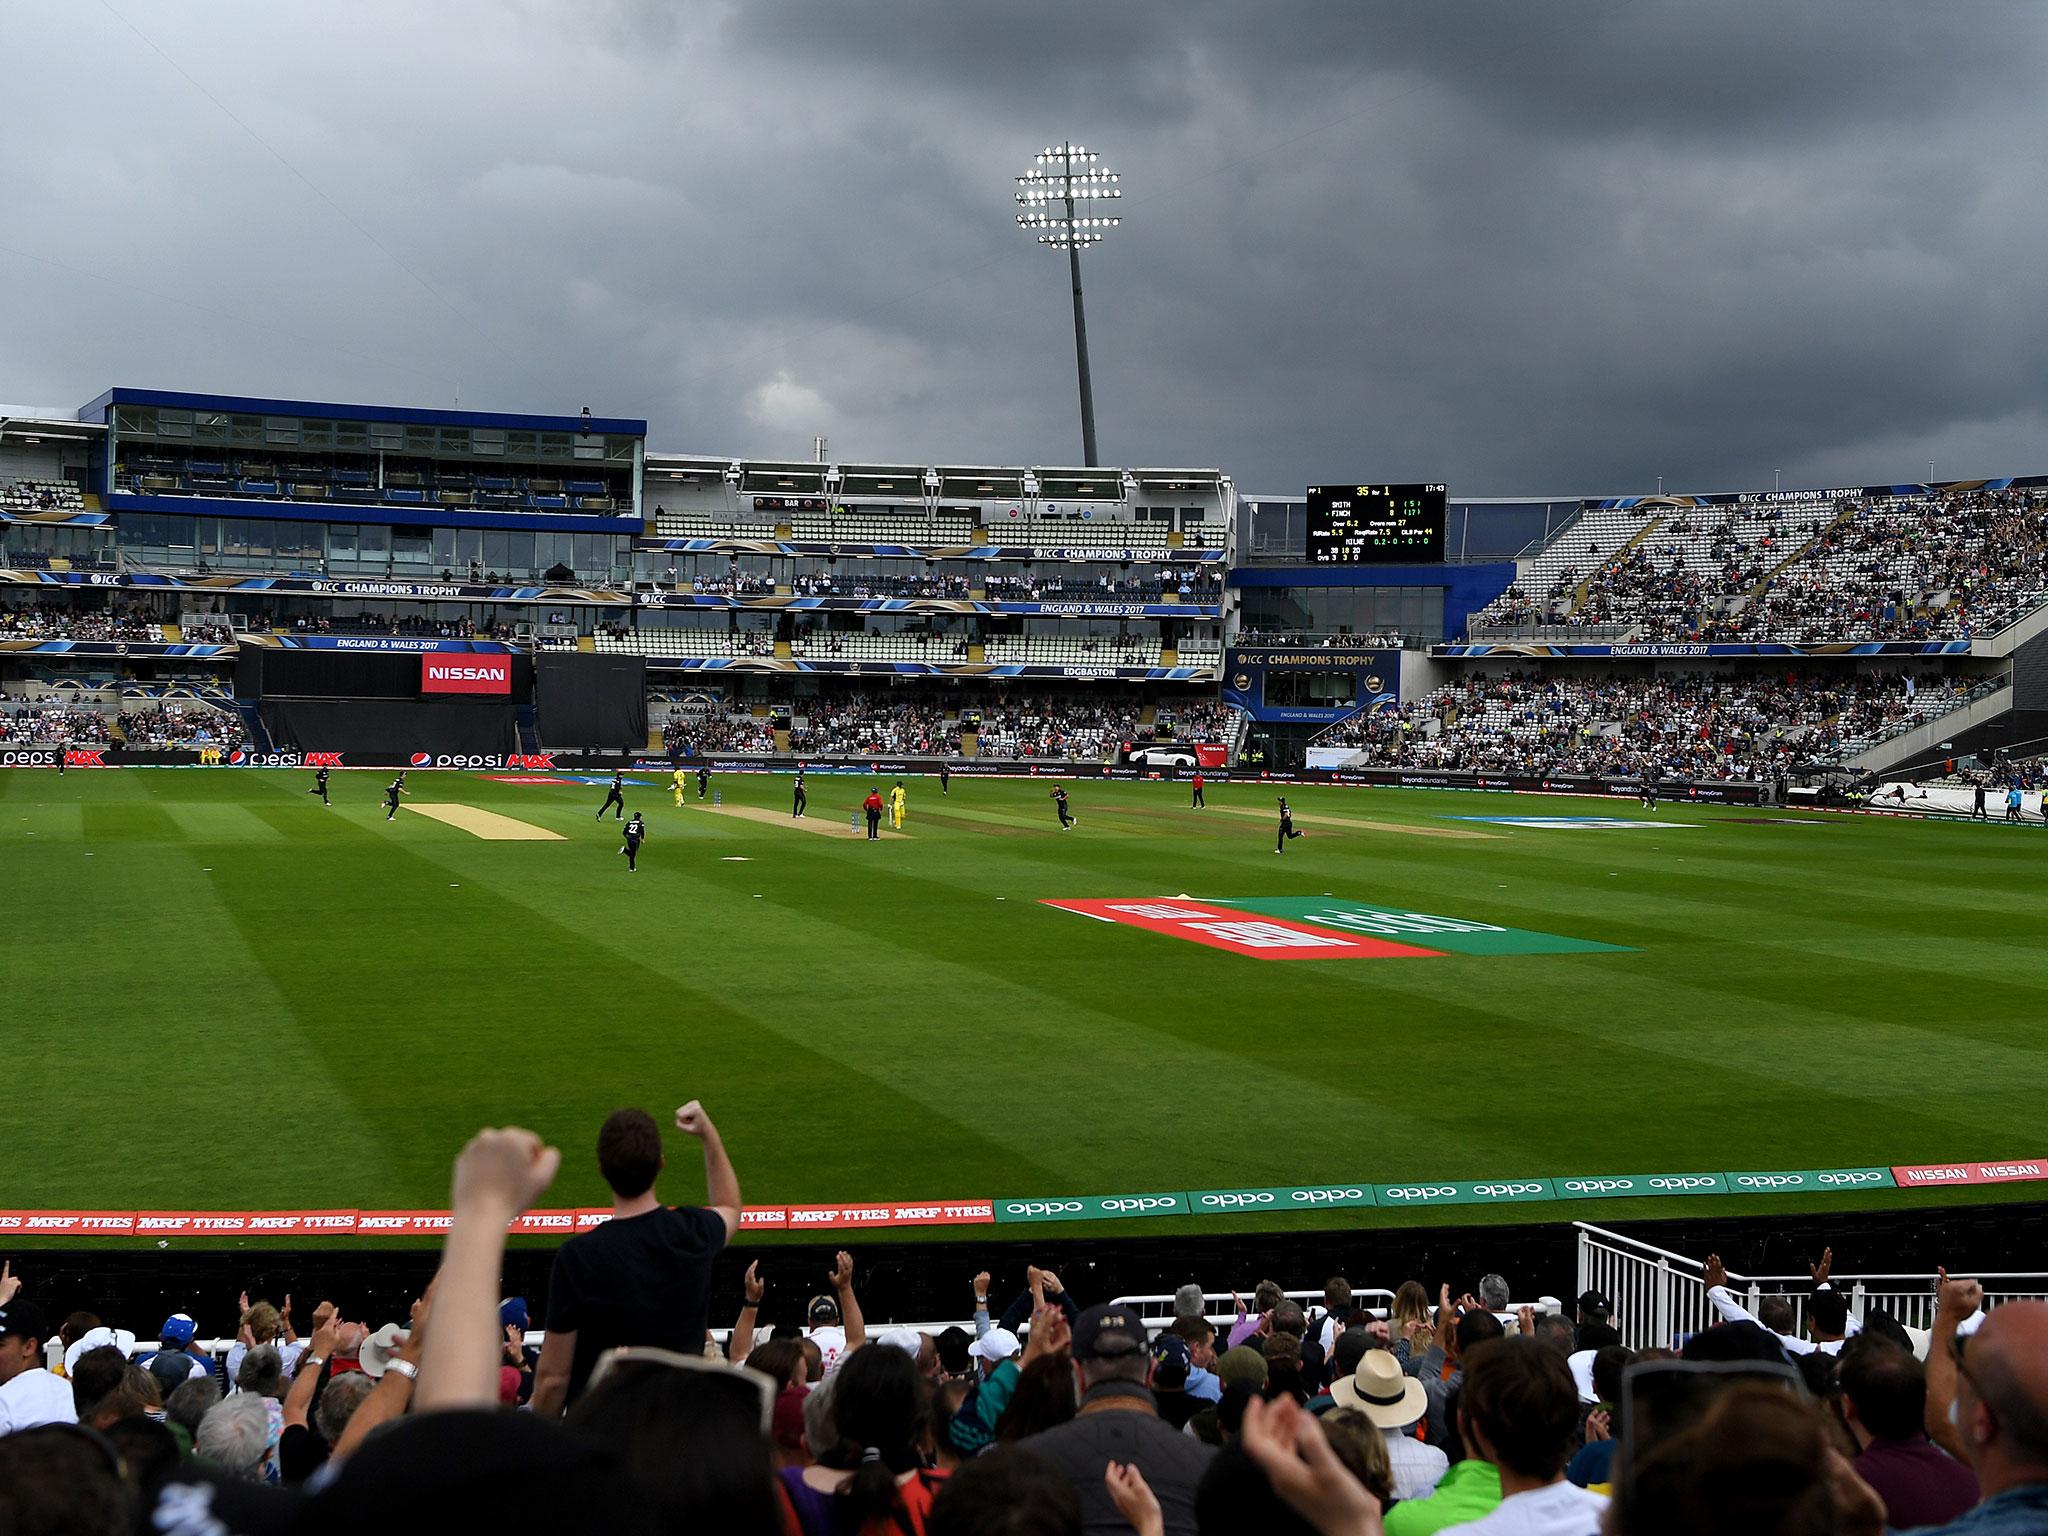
[420,654,511,694]
[1893,1159,2048,1188]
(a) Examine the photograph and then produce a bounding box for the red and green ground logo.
[1039,896,1630,960]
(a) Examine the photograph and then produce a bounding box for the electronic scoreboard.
[1305,484,1447,563]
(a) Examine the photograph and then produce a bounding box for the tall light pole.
[1016,142,1120,467]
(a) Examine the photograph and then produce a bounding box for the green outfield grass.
[3,766,2043,1243]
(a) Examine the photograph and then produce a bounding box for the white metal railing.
[1575,1222,2048,1349]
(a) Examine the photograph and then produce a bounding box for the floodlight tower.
[1016,142,1121,467]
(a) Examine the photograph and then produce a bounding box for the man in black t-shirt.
[529,1100,741,1417]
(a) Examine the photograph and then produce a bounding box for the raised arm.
[676,1100,741,1241]
[832,1250,866,1350]
[1924,1268,1981,1461]
[415,1126,562,1413]
[732,1261,764,1361]
[331,1296,428,1462]
[282,1317,340,1431]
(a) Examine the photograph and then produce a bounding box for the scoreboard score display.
[1306,484,1448,564]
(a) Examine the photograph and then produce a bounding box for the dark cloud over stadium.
[5,0,2045,494]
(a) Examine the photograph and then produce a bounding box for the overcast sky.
[5,1,2044,496]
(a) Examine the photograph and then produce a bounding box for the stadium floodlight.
[1016,141,1122,467]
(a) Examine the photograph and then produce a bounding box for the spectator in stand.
[1429,1335,1605,1534]
[1018,1302,1216,1536]
[1171,1316,1224,1405]
[1608,1383,1884,1536]
[1702,1249,1858,1357]
[530,1100,741,1417]
[196,1391,281,1482]
[1330,1346,1448,1503]
[0,1286,76,1434]
[224,1296,305,1387]
[1919,1284,2048,1536]
[136,1311,214,1396]
[930,1446,1083,1536]
[1837,1337,1980,1528]
[781,1338,948,1535]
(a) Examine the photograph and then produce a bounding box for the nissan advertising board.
[420,655,512,695]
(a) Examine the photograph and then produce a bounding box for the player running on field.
[1051,785,1075,829]
[310,765,330,805]
[597,770,626,820]
[1275,796,1303,853]
[889,779,907,830]
[696,766,710,800]
[793,770,807,819]
[383,772,407,821]
[672,768,687,808]
[620,811,646,872]
[939,762,951,795]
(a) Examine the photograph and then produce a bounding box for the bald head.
[1959,1302,2048,1495]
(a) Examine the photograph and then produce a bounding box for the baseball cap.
[0,1297,51,1343]
[1072,1304,1148,1361]
[808,1295,841,1325]
[877,1327,923,1358]
[1150,1333,1192,1385]
[161,1312,198,1346]
[1576,1289,1613,1322]
[967,1327,1020,1364]
[499,1298,529,1333]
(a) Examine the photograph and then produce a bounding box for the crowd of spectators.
[662,711,777,756]
[688,572,775,596]
[1,704,111,745]
[246,613,516,641]
[1476,489,2048,643]
[1235,631,1406,650]
[2,1112,2038,1536]
[0,604,159,642]
[1321,669,1975,779]
[116,705,245,750]
[794,572,973,599]
[1147,700,1238,744]
[790,693,960,757]
[986,569,1224,602]
[975,694,1141,761]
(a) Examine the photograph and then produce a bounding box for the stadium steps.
[231,700,274,753]
[1567,516,1664,615]
[1746,506,1856,603]
[516,704,542,754]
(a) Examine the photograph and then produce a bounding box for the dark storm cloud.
[3,0,2044,495]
